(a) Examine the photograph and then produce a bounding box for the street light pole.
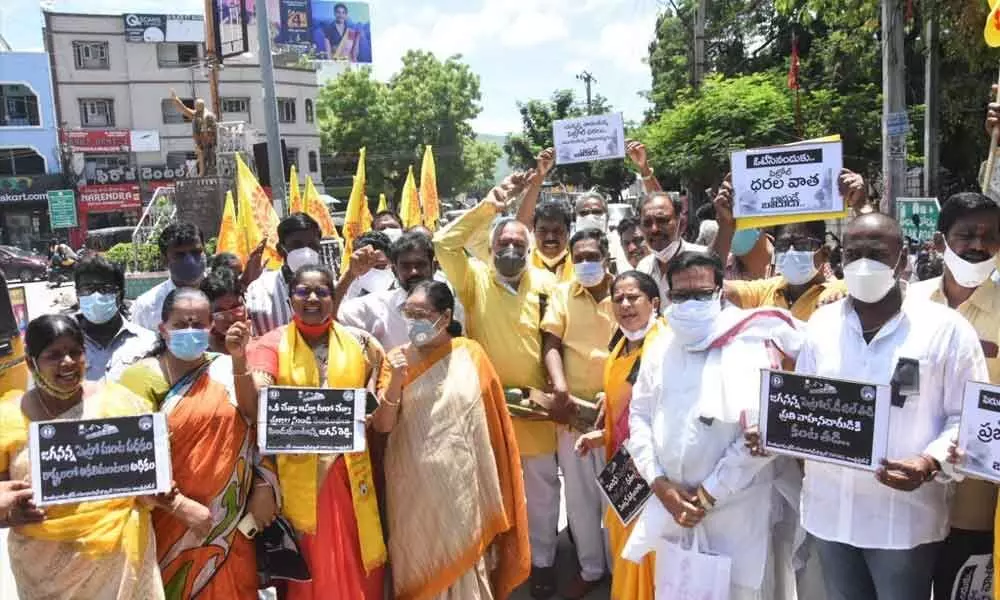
[576,70,595,114]
[254,0,287,217]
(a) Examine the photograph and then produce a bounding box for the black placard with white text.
[257,386,367,454]
[596,446,652,526]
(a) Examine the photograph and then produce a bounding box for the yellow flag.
[288,164,302,213]
[419,145,439,230]
[342,148,369,269]
[304,175,341,239]
[236,153,282,267]
[235,180,264,262]
[987,0,1000,47]
[376,193,388,213]
[399,166,421,229]
[216,190,243,261]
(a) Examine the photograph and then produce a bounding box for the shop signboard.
[78,184,141,213]
[47,189,78,229]
[61,130,131,154]
[0,175,69,204]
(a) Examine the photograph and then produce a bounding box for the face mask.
[538,248,568,269]
[292,315,332,337]
[621,316,656,342]
[575,261,606,287]
[653,240,681,263]
[79,292,119,324]
[944,243,996,288]
[776,250,818,286]
[31,358,83,401]
[843,257,898,304]
[575,214,608,233]
[286,247,320,273]
[406,316,443,346]
[494,246,527,279]
[169,253,206,285]
[667,295,722,344]
[167,328,210,361]
[382,228,403,243]
[356,267,395,293]
[731,228,761,256]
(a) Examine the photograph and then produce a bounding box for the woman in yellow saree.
[247,264,386,600]
[0,314,163,599]
[372,280,530,600]
[116,288,266,599]
[576,271,662,600]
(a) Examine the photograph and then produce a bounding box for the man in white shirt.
[635,192,707,306]
[132,221,206,330]
[625,249,802,600]
[342,231,397,302]
[245,213,322,335]
[796,212,988,600]
[338,231,464,350]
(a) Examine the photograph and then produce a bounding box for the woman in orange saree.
[576,271,663,600]
[247,264,386,600]
[372,280,530,600]
[117,288,266,599]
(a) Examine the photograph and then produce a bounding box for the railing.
[131,185,176,271]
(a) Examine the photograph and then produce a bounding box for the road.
[5,281,612,599]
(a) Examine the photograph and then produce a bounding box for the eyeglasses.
[212,306,247,321]
[774,237,823,252]
[667,289,719,303]
[292,286,332,299]
[78,284,119,296]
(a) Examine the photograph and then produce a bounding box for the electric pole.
[255,0,287,217]
[693,0,707,88]
[577,70,595,114]
[924,6,940,198]
[881,0,906,217]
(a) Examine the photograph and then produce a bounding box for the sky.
[0,0,663,135]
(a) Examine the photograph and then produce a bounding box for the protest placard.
[553,113,625,165]
[758,370,890,470]
[29,413,171,506]
[257,386,367,454]
[731,140,844,221]
[957,381,1000,484]
[596,446,651,526]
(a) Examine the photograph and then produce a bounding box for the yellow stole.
[275,321,386,572]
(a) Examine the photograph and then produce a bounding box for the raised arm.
[516,149,554,229]
[169,89,196,119]
[626,140,661,193]
[226,319,258,422]
[331,245,379,320]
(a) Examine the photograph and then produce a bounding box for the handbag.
[255,516,311,587]
[654,526,732,600]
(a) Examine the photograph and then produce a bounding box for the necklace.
[35,388,81,420]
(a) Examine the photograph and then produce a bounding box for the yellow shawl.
[275,321,386,572]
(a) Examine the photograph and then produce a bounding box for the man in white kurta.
[624,249,802,600]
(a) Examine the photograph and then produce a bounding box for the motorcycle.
[47,261,74,287]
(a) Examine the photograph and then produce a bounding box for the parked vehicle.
[0,245,48,282]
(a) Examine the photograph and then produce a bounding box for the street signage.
[886,111,910,136]
[47,189,78,229]
[895,197,940,242]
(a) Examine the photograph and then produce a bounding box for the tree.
[504,90,633,201]
[316,50,499,203]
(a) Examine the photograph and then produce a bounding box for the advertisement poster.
[8,286,27,336]
[273,0,372,63]
[123,14,204,43]
[731,140,844,220]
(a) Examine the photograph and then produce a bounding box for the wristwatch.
[920,454,941,482]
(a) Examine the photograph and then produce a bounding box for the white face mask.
[382,228,403,243]
[621,315,656,341]
[653,240,681,263]
[843,257,898,304]
[286,247,320,272]
[943,243,996,288]
[776,250,818,286]
[356,267,395,293]
[666,294,721,344]
[575,214,608,233]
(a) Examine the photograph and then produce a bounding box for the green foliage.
[504,90,632,201]
[105,242,161,273]
[317,50,498,200]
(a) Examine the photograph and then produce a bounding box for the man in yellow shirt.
[724,220,847,321]
[540,228,617,598]
[906,192,1000,600]
[433,173,563,598]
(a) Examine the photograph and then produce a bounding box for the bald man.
[794,212,988,600]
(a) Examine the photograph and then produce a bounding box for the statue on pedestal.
[170,89,218,176]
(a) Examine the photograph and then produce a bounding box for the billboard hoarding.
[123,13,205,43]
[273,0,372,64]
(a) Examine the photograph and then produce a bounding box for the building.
[0,46,64,250]
[43,10,323,242]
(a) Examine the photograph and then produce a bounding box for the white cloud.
[594,18,654,75]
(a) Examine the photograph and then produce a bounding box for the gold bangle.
[382,395,401,407]
[234,370,252,377]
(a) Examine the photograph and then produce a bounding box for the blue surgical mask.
[574,261,606,287]
[667,295,721,344]
[169,253,206,285]
[79,292,119,324]
[405,316,442,346]
[167,328,210,361]
[731,229,761,256]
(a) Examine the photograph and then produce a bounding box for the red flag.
[787,37,800,90]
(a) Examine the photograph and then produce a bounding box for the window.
[308,150,318,173]
[0,148,45,176]
[305,99,314,123]
[0,84,40,126]
[284,147,299,171]
[79,98,115,127]
[156,43,201,67]
[73,41,110,69]
[83,154,129,181]
[277,98,296,123]
[221,97,250,115]
[166,151,198,169]
[161,98,195,124]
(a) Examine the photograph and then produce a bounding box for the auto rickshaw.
[0,271,29,399]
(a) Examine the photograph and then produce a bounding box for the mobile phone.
[237,513,259,539]
[365,391,378,415]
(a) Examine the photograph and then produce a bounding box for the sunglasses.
[292,286,332,299]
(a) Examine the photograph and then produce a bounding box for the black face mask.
[494,247,527,278]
